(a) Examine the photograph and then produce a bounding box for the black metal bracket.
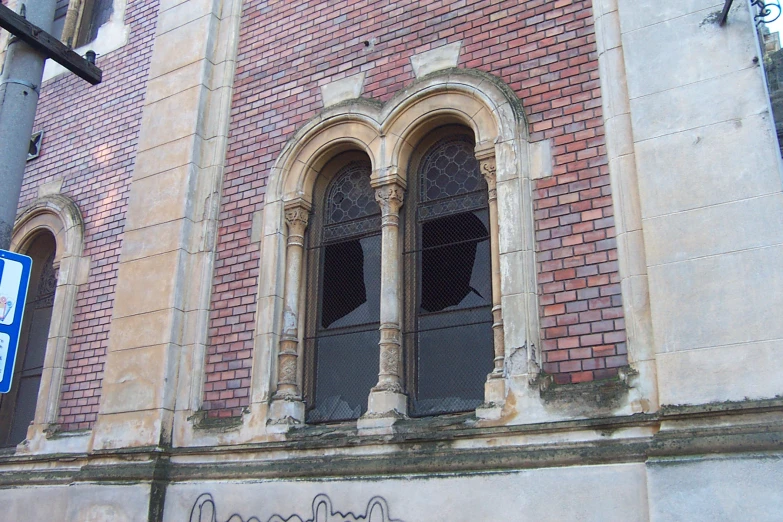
[721,0,782,26]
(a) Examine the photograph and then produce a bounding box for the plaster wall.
[647,454,783,522]
[163,463,650,522]
[618,0,783,405]
[0,482,151,521]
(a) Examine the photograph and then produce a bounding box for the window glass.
[306,160,381,423]
[406,134,494,417]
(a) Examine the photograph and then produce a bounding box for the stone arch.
[11,194,84,266]
[251,69,541,428]
[10,195,89,452]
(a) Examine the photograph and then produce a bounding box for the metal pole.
[0,0,56,250]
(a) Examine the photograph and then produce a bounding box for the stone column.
[269,201,310,426]
[360,181,408,426]
[478,154,506,405]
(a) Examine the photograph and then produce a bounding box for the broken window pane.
[321,235,381,329]
[307,160,381,423]
[420,211,491,313]
[409,134,494,417]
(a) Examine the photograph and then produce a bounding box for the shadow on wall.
[190,493,404,522]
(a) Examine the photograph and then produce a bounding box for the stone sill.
[0,398,779,480]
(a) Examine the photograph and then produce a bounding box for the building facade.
[0,0,782,520]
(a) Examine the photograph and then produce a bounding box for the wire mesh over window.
[305,160,381,423]
[404,134,494,417]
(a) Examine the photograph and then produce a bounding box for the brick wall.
[205,0,627,416]
[20,0,158,431]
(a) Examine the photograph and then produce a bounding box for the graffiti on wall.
[189,493,404,522]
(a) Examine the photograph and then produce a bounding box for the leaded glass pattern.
[325,161,379,225]
[305,157,382,423]
[404,131,494,418]
[420,136,483,202]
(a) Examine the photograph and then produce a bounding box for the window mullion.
[361,181,408,423]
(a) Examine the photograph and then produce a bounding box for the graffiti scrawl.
[189,493,404,522]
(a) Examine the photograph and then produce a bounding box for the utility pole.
[0,0,101,250]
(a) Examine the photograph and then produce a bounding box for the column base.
[358,390,408,434]
[367,389,407,416]
[477,377,506,420]
[267,397,305,433]
[484,374,507,403]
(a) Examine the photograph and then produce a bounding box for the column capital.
[479,156,497,201]
[284,201,311,238]
[374,182,405,218]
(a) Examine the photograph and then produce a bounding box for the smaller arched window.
[403,129,495,417]
[303,155,382,423]
[0,232,57,446]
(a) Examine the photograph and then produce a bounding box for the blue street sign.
[0,249,32,394]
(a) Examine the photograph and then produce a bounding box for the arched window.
[262,71,537,432]
[304,155,382,423]
[403,128,495,416]
[0,232,57,446]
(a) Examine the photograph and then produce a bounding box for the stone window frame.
[8,195,89,453]
[41,0,130,83]
[254,69,542,430]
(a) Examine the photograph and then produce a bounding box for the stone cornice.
[0,398,781,486]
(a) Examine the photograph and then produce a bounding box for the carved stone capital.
[284,206,310,234]
[480,157,497,201]
[374,183,405,218]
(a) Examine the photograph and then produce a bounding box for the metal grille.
[305,161,381,423]
[405,134,495,417]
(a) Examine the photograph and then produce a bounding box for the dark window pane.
[420,211,490,313]
[8,376,41,446]
[309,330,380,423]
[409,132,494,417]
[321,235,381,329]
[415,310,494,416]
[51,0,69,39]
[307,158,381,423]
[85,0,113,43]
[22,307,51,372]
